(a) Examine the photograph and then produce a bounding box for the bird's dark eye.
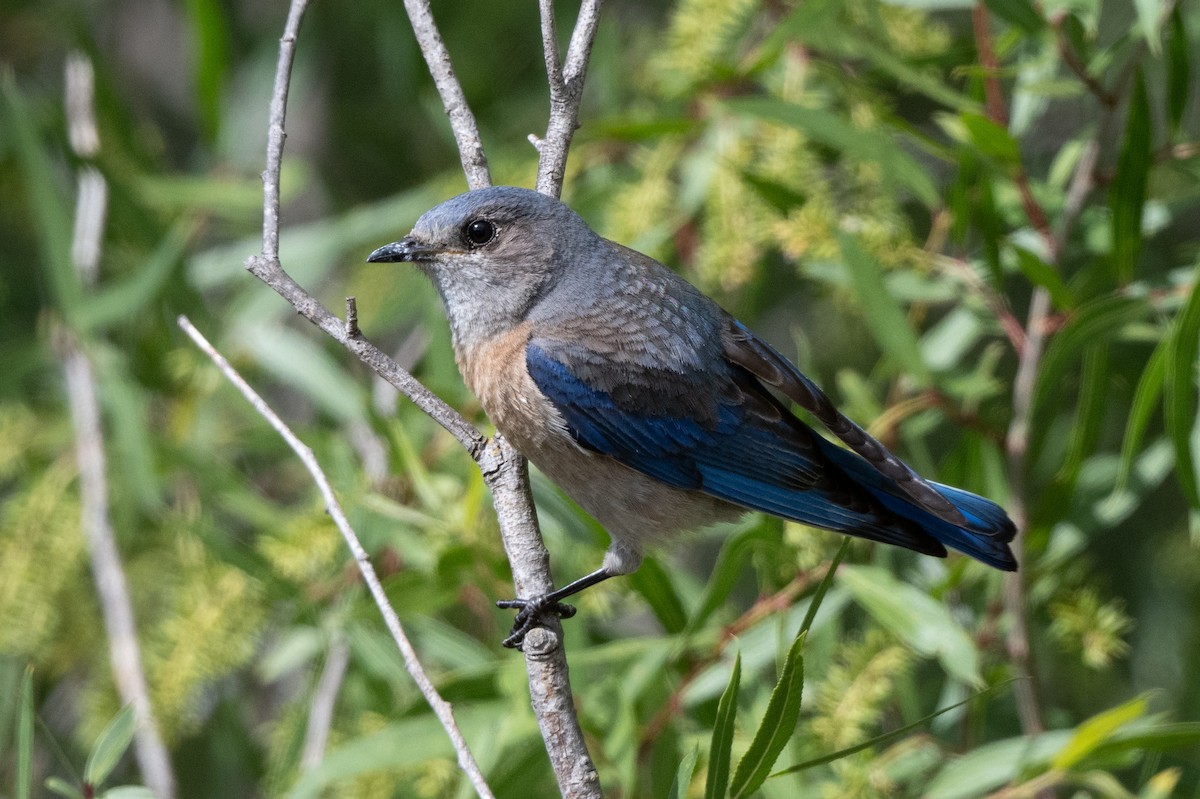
[464,219,497,247]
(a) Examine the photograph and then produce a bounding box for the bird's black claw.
[496,596,577,649]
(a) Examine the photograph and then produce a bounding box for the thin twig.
[536,0,604,197]
[971,7,1048,742]
[61,51,178,799]
[300,633,350,772]
[178,316,496,799]
[400,0,491,189]
[247,1,601,794]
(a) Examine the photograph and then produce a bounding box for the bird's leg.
[496,567,615,649]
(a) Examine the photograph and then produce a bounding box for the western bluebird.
[368,186,1017,646]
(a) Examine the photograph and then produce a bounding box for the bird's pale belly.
[457,324,740,573]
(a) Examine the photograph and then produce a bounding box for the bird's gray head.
[367,186,598,345]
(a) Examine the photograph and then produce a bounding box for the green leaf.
[960,112,1021,167]
[1167,7,1191,134]
[45,778,86,799]
[77,222,192,332]
[1056,345,1109,488]
[740,172,807,213]
[1013,246,1074,309]
[99,788,157,799]
[705,652,741,799]
[84,705,136,787]
[686,523,774,634]
[1032,296,1149,449]
[629,557,688,634]
[799,537,850,638]
[1132,0,1166,55]
[926,730,1073,799]
[1096,721,1200,756]
[772,678,1016,776]
[839,566,982,686]
[1110,71,1152,284]
[1165,275,1200,508]
[838,233,932,386]
[184,0,231,141]
[288,704,501,799]
[1,73,81,321]
[984,0,1045,33]
[728,633,805,799]
[669,745,699,799]
[16,667,33,799]
[1114,336,1170,493]
[726,98,939,206]
[1053,694,1150,769]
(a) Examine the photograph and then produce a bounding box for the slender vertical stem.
[536,0,604,197]
[62,52,177,799]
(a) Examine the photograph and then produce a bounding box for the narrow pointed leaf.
[1167,7,1190,134]
[772,678,1015,776]
[16,667,33,799]
[1110,71,1152,284]
[705,652,741,799]
[629,557,688,634]
[669,745,699,799]
[1114,336,1170,493]
[799,538,850,638]
[1,74,81,320]
[1014,246,1074,309]
[839,233,932,386]
[1165,277,1200,508]
[729,633,806,798]
[1053,695,1149,769]
[84,705,136,786]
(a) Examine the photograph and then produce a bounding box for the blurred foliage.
[1,0,1200,796]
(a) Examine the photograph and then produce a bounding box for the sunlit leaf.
[1053,694,1149,769]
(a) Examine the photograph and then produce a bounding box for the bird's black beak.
[366,237,440,263]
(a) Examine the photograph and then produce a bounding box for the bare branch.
[536,0,604,197]
[62,51,177,799]
[300,633,350,772]
[401,0,491,190]
[261,0,309,260]
[179,316,496,799]
[247,0,602,793]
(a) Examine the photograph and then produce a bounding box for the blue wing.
[527,327,1017,570]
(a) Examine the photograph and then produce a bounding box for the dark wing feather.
[722,316,971,527]
[526,340,950,556]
